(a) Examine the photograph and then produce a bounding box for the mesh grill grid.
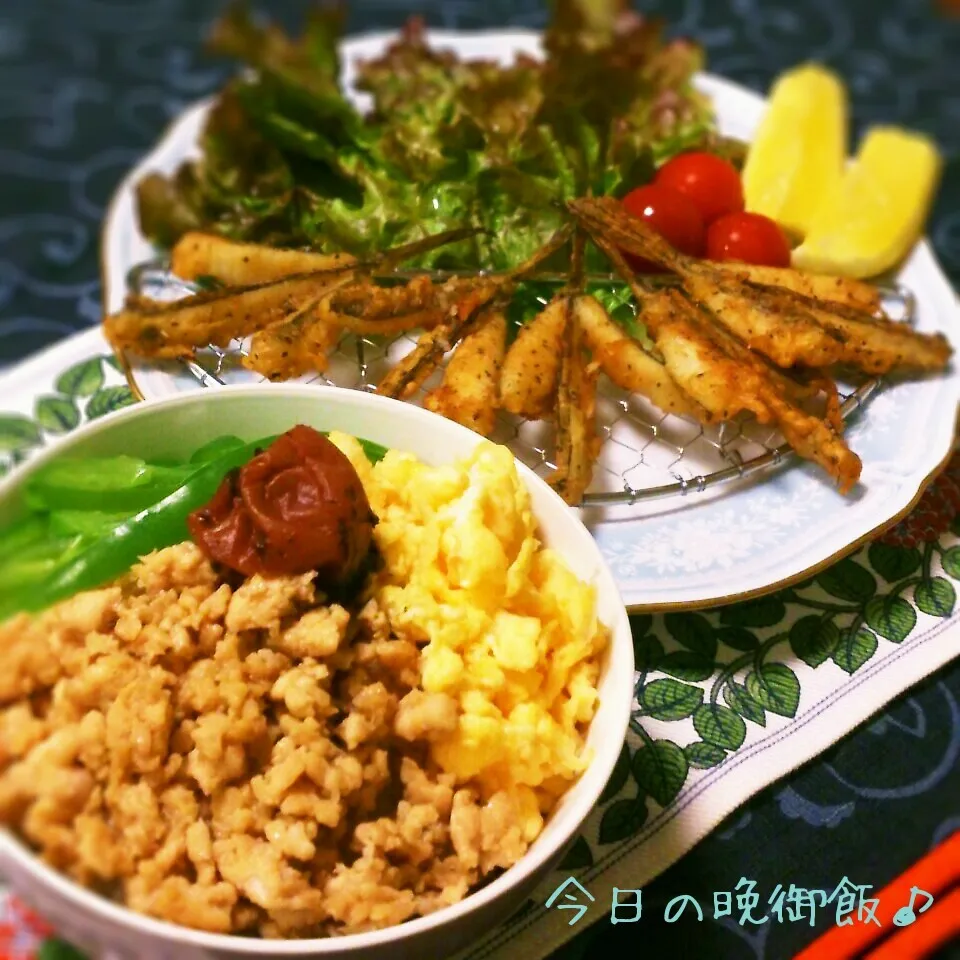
[126,262,907,506]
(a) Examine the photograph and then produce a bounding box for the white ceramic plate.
[101,29,960,612]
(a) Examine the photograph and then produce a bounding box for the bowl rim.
[0,383,634,954]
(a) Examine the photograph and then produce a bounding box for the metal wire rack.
[125,261,915,507]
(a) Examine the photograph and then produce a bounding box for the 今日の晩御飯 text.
[544,877,935,929]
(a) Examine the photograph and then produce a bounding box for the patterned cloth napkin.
[2,330,960,960]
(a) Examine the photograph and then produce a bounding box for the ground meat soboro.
[0,543,533,938]
[0,436,609,940]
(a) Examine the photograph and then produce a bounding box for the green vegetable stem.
[189,435,248,463]
[0,439,267,621]
[26,455,196,513]
[0,430,389,622]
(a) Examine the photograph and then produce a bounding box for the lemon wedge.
[791,127,943,279]
[742,63,847,236]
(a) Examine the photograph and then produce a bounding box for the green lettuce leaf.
[134,0,718,288]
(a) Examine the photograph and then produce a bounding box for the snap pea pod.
[0,535,85,591]
[190,435,247,464]
[26,455,196,513]
[0,515,49,564]
[48,509,141,538]
[0,430,389,621]
[0,437,273,621]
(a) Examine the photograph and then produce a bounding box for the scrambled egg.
[330,433,609,829]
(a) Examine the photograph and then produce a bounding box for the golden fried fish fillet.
[243,308,342,381]
[377,282,503,401]
[424,309,507,436]
[171,232,356,285]
[569,197,951,376]
[104,274,350,359]
[499,297,568,420]
[574,294,703,418]
[569,198,846,367]
[547,296,602,505]
[377,325,453,400]
[643,290,862,492]
[317,276,487,336]
[719,263,880,314]
[743,283,952,374]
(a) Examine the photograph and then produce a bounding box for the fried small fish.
[547,296,602,506]
[574,294,703,419]
[104,274,348,359]
[568,196,952,376]
[244,309,342,381]
[171,232,355,285]
[424,309,507,436]
[499,297,568,420]
[643,290,862,493]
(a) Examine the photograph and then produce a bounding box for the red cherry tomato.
[654,151,745,225]
[621,184,706,271]
[706,212,791,267]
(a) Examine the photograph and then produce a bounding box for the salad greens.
[136,0,717,276]
[0,432,389,622]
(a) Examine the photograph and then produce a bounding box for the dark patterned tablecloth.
[1,2,959,959]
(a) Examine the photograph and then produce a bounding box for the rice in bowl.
[0,434,609,939]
